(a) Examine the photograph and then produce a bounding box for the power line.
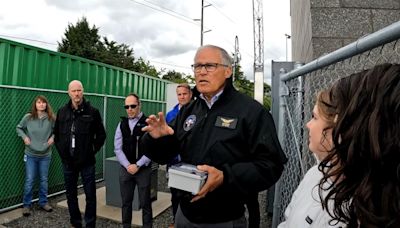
[128,0,240,53]
[149,59,191,70]
[0,34,57,46]
[143,0,196,22]
[129,0,198,26]
[206,0,236,24]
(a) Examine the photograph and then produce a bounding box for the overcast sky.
[0,0,291,84]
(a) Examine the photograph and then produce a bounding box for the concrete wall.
[291,0,313,62]
[291,0,400,63]
[166,83,178,113]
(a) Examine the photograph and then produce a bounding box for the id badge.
[72,136,75,148]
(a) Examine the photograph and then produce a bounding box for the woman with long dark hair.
[319,63,400,227]
[279,63,400,227]
[16,95,55,216]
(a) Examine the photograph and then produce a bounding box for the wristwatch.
[136,164,141,168]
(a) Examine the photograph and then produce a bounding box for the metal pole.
[281,20,400,82]
[200,0,204,46]
[285,34,291,61]
[286,37,288,61]
[233,36,239,82]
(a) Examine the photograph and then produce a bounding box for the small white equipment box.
[168,163,208,194]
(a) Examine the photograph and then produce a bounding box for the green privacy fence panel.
[0,88,103,209]
[0,37,167,101]
[0,86,165,210]
[0,37,168,210]
[104,96,166,159]
[105,97,126,159]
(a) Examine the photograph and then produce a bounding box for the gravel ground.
[4,168,272,228]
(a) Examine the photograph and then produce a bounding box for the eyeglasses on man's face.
[124,104,138,109]
[191,63,228,73]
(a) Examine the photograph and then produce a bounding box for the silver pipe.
[282,21,400,82]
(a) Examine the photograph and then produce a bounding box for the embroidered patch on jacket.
[183,115,196,131]
[215,116,237,129]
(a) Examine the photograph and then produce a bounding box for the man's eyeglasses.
[124,104,138,109]
[191,63,228,72]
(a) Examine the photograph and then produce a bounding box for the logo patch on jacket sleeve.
[215,116,237,129]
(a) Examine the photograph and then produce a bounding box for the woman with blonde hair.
[17,95,55,216]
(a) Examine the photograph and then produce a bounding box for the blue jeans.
[62,164,96,228]
[23,153,51,207]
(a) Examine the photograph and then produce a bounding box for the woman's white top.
[277,165,346,228]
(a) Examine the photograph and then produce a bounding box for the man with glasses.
[54,80,106,228]
[114,93,152,228]
[141,45,287,227]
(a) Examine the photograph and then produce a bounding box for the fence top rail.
[0,84,166,104]
[281,21,400,82]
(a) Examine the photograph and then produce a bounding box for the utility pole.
[233,36,240,82]
[253,0,264,104]
[199,0,211,46]
[200,0,204,46]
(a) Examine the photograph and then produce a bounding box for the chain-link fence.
[0,85,165,212]
[272,22,400,227]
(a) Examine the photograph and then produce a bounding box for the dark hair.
[126,93,140,104]
[318,63,400,227]
[29,95,55,121]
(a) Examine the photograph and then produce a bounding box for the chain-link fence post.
[272,68,289,228]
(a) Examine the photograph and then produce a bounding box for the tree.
[162,70,189,83]
[132,57,161,78]
[99,37,136,70]
[58,17,162,78]
[233,62,272,110]
[233,64,254,98]
[58,17,102,62]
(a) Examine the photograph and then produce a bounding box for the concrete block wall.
[291,0,313,63]
[291,0,400,63]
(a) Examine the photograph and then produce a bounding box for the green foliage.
[57,17,160,77]
[233,62,272,110]
[132,57,161,78]
[233,64,253,98]
[161,70,194,84]
[98,37,136,70]
[57,17,272,109]
[57,17,102,61]
[162,70,187,83]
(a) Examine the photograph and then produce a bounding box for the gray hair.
[68,80,84,90]
[194,45,232,66]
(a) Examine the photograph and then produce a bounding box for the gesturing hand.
[142,112,174,139]
[191,165,224,203]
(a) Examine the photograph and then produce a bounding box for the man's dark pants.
[63,164,96,228]
[175,205,247,228]
[246,193,260,228]
[119,165,153,228]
